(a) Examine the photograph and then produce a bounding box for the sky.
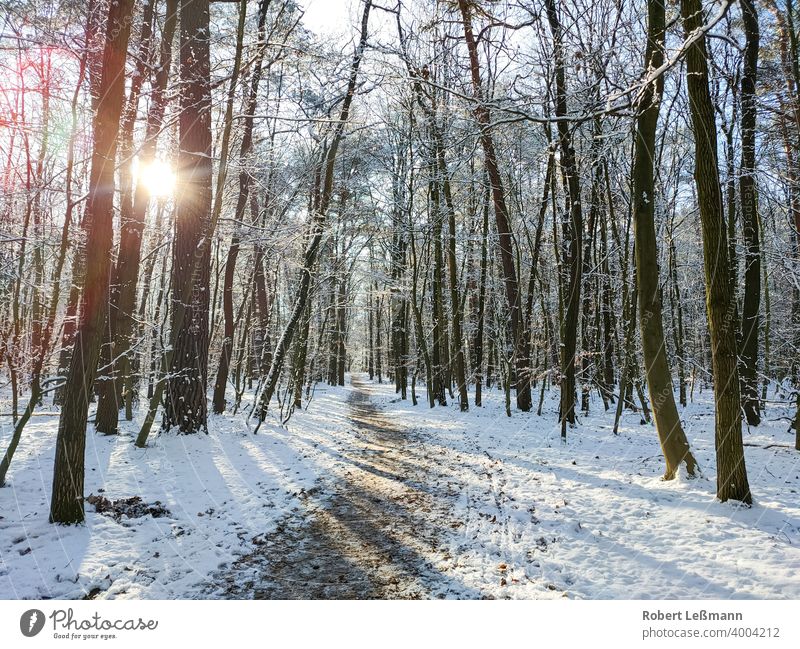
[301,0,357,37]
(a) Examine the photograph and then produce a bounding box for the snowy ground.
[1,375,799,599]
[366,381,800,598]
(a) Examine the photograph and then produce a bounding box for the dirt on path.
[207,376,479,599]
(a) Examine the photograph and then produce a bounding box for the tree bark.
[632,0,697,478]
[50,0,134,523]
[738,0,761,426]
[163,0,214,433]
[680,0,751,503]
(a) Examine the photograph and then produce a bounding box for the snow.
[1,376,799,599]
[365,383,800,598]
[0,391,347,598]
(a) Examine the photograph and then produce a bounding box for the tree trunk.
[253,244,273,377]
[438,138,468,410]
[390,190,408,395]
[96,0,176,433]
[632,0,697,478]
[680,0,751,503]
[368,282,375,380]
[580,152,601,415]
[292,300,312,408]
[337,277,347,386]
[163,0,214,433]
[739,0,761,426]
[599,195,615,404]
[457,0,531,412]
[50,0,134,524]
[474,186,490,406]
[430,169,447,406]
[668,234,687,407]
[546,0,583,438]
[785,0,800,390]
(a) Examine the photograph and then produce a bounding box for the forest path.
[209,375,477,599]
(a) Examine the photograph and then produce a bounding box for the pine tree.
[50,0,134,523]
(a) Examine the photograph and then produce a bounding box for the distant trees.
[213,0,273,415]
[254,0,372,422]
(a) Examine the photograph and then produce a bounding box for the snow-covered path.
[207,376,480,598]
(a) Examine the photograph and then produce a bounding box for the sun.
[133,158,176,198]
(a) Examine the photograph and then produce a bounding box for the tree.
[545,0,582,437]
[738,0,761,426]
[680,0,751,503]
[50,0,135,524]
[632,0,697,478]
[162,0,215,433]
[457,0,531,412]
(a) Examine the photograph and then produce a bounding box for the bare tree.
[680,0,751,503]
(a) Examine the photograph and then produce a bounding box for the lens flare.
[133,159,176,198]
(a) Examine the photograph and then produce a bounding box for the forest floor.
[1,374,799,599]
